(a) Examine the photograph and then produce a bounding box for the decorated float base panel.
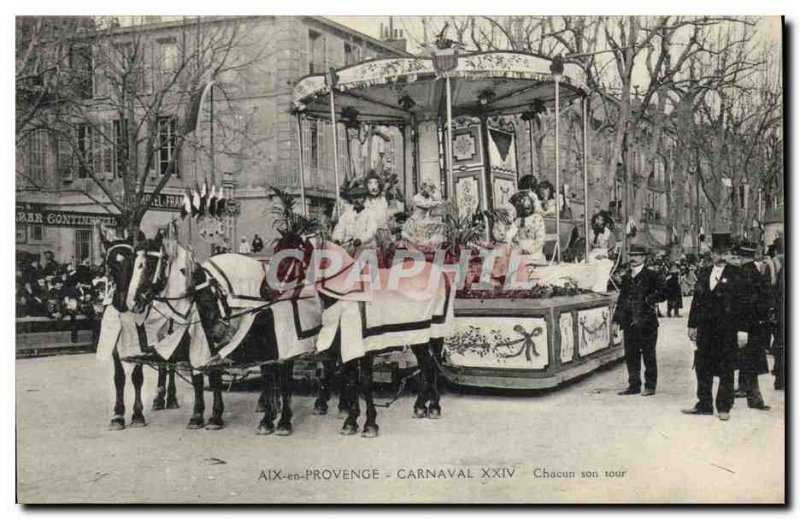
[441,293,623,389]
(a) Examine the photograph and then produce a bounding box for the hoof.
[130,415,147,428]
[340,422,359,436]
[361,424,379,438]
[205,417,224,430]
[275,423,293,436]
[428,407,442,420]
[151,398,166,411]
[108,417,126,431]
[413,407,428,419]
[166,399,180,410]
[187,416,205,430]
[312,404,328,416]
[256,422,275,435]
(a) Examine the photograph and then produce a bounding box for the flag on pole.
[199,181,208,217]
[216,189,226,217]
[192,188,201,218]
[180,190,192,219]
[208,185,217,217]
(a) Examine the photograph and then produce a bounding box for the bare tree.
[19,16,271,237]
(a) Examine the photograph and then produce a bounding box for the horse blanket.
[147,253,320,369]
[313,241,455,363]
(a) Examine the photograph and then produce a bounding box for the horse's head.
[272,232,317,285]
[125,230,170,311]
[102,237,136,313]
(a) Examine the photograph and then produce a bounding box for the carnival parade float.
[290,42,624,390]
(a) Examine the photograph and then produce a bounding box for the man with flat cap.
[683,233,749,421]
[731,241,772,410]
[613,245,668,396]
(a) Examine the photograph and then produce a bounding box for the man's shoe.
[681,407,713,415]
[641,388,656,396]
[718,412,731,421]
[617,387,640,395]
[734,389,747,398]
[749,403,771,411]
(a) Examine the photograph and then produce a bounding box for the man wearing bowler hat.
[683,233,749,421]
[730,241,772,410]
[613,245,668,396]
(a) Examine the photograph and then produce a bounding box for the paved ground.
[16,300,785,504]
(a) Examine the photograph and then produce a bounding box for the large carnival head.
[710,233,733,265]
[537,180,554,201]
[342,183,369,212]
[591,211,613,234]
[411,183,443,212]
[365,171,384,198]
[509,190,537,219]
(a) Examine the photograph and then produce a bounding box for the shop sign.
[16,205,120,228]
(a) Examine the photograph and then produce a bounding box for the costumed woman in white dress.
[401,183,445,254]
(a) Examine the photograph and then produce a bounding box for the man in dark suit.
[731,242,772,410]
[613,245,668,396]
[683,233,749,421]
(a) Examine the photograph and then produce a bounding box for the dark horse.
[288,238,450,438]
[96,235,147,430]
[129,232,298,435]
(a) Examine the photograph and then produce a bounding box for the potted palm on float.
[268,186,326,288]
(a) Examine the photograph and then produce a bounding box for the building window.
[75,229,93,263]
[57,134,74,182]
[344,42,355,66]
[158,116,179,176]
[70,44,94,99]
[31,225,44,241]
[309,120,319,170]
[93,121,116,179]
[28,130,46,183]
[77,124,91,178]
[159,40,178,83]
[309,30,325,74]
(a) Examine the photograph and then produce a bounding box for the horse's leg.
[205,371,225,430]
[129,364,147,427]
[313,358,334,415]
[152,367,167,410]
[360,355,378,438]
[426,338,444,419]
[187,373,205,429]
[411,345,431,419]
[340,360,360,435]
[166,367,180,409]
[276,361,294,436]
[109,351,126,430]
[257,364,278,435]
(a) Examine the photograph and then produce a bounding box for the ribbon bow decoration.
[498,324,544,361]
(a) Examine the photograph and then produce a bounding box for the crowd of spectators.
[16,251,107,321]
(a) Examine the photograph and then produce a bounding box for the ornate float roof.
[292,51,587,124]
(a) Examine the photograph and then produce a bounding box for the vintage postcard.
[14,13,785,504]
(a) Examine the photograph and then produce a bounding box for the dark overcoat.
[738,261,772,375]
[688,265,749,376]
[612,267,668,334]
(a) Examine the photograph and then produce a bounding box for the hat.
[711,233,733,252]
[509,190,536,209]
[412,192,442,210]
[732,241,758,258]
[628,245,648,257]
[518,174,538,192]
[340,182,368,203]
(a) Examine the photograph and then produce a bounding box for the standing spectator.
[613,245,669,396]
[731,242,772,410]
[238,236,252,254]
[252,234,264,253]
[665,264,683,317]
[683,234,748,421]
